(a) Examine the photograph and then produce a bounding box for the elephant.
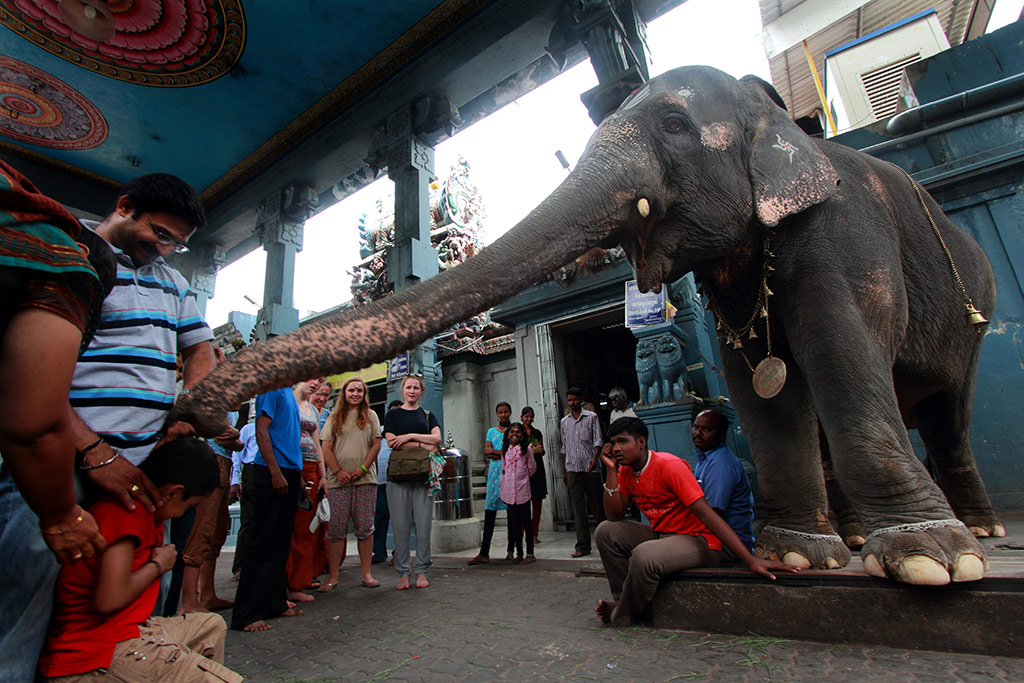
[171,65,1002,586]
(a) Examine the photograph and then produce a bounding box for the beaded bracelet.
[41,506,85,536]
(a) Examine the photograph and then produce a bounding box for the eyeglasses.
[146,219,190,253]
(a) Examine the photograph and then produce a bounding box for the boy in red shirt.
[39,438,242,682]
[595,417,800,627]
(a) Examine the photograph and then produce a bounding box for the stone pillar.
[373,102,452,420]
[254,184,318,340]
[666,274,726,399]
[178,243,226,319]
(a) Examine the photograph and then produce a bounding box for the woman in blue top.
[382,375,441,590]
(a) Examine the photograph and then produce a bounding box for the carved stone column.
[255,183,318,340]
[366,96,460,419]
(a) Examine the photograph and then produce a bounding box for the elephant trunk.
[171,157,649,436]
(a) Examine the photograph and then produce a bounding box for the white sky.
[203,0,1023,327]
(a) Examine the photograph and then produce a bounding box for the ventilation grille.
[858,54,922,120]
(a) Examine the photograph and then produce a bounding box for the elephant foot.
[837,521,867,550]
[958,514,1006,538]
[755,524,851,570]
[861,519,988,585]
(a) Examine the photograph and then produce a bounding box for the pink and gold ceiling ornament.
[0,0,245,87]
[0,55,108,149]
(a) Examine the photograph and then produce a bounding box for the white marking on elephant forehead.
[772,133,798,163]
[620,84,652,110]
[700,123,734,150]
[676,87,695,99]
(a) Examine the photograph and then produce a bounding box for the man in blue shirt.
[230,387,303,632]
[691,410,755,562]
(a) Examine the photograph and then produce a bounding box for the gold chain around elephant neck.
[705,230,776,370]
[705,231,787,399]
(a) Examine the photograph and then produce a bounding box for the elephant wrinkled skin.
[171,66,1000,585]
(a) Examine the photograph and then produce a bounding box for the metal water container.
[434,445,473,520]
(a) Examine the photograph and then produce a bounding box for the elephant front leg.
[799,333,987,585]
[718,350,851,570]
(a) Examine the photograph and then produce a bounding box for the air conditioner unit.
[823,10,950,137]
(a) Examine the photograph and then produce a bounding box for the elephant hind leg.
[914,390,1004,538]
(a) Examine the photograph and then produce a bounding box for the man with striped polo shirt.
[560,386,605,558]
[0,173,216,681]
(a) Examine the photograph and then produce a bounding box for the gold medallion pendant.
[752,357,786,399]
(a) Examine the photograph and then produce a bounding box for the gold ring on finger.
[72,552,83,560]
[131,484,140,493]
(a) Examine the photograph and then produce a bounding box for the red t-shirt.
[618,450,721,551]
[38,498,163,677]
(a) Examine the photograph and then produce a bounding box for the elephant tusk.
[637,197,650,217]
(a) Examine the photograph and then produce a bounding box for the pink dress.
[499,444,536,506]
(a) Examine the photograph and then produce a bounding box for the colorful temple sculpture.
[349,157,508,354]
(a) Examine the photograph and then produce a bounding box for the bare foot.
[287,591,315,603]
[202,597,234,611]
[282,608,303,617]
[521,555,537,565]
[242,620,271,632]
[415,574,429,588]
[595,599,615,625]
[286,600,296,609]
[395,576,411,590]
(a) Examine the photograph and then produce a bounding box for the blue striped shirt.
[69,224,213,465]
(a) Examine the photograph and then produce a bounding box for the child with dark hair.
[500,423,537,564]
[38,438,242,682]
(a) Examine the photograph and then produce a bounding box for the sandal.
[362,579,381,588]
[521,555,537,565]
[317,581,338,592]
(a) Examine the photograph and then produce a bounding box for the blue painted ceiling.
[0,0,682,257]
[1,1,455,196]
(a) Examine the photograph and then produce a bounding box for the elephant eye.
[661,114,690,135]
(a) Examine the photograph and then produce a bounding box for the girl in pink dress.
[499,423,537,564]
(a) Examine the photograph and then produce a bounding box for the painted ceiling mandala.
[0,55,107,149]
[0,0,246,86]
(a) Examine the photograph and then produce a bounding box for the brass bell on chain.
[964,302,988,328]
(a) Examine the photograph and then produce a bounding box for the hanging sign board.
[387,352,410,382]
[625,280,667,328]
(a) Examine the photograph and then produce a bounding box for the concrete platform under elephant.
[645,553,1024,657]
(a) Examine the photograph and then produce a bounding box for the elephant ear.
[741,75,839,227]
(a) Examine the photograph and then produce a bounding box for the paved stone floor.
[216,522,1024,682]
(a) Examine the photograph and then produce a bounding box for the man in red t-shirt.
[594,417,799,627]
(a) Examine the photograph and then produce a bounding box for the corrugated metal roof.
[759,0,981,120]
